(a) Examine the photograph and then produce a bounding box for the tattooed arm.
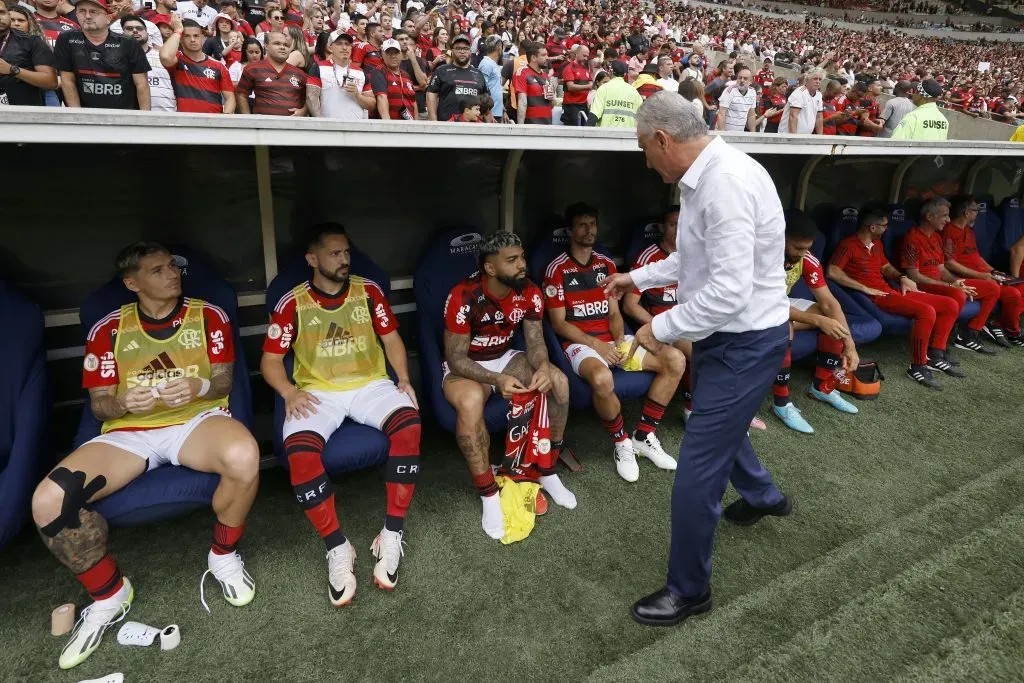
[88,386,130,421]
[205,362,234,399]
[444,330,501,385]
[523,319,552,372]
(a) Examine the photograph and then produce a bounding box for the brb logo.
[449,232,483,255]
[83,82,123,96]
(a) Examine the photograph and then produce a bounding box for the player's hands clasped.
[528,365,553,394]
[285,387,321,420]
[124,386,158,415]
[157,379,197,408]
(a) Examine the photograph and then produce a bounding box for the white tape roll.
[159,624,181,651]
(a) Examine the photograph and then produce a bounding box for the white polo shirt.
[779,86,823,134]
[718,84,756,131]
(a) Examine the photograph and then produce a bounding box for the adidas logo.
[122,339,141,352]
[264,77,273,82]
[481,313,490,322]
[569,278,579,286]
[143,352,176,373]
[308,315,322,327]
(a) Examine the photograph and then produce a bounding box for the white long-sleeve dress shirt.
[630,136,790,344]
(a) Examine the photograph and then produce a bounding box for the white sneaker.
[200,550,255,613]
[481,493,505,540]
[371,528,406,591]
[58,578,133,670]
[613,440,640,482]
[326,540,357,607]
[632,432,677,470]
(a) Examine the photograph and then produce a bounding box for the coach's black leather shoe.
[630,587,712,626]
[723,495,793,527]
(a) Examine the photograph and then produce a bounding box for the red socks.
[285,430,345,551]
[812,334,846,392]
[600,414,629,443]
[212,522,245,555]
[773,347,792,407]
[76,554,124,601]
[635,398,666,438]
[382,408,421,532]
[472,471,499,497]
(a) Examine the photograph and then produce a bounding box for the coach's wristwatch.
[9,65,21,78]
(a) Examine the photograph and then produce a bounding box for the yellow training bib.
[291,278,388,392]
[784,259,803,296]
[103,300,228,433]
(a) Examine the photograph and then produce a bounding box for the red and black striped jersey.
[543,251,616,347]
[630,244,677,315]
[369,65,416,120]
[444,273,544,361]
[512,65,552,124]
[235,59,306,115]
[169,52,233,113]
[35,12,78,48]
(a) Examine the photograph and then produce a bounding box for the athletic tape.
[40,468,107,538]
[159,624,181,651]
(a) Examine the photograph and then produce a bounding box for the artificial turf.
[2,335,1023,683]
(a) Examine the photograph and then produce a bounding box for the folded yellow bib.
[617,339,646,372]
[495,475,543,545]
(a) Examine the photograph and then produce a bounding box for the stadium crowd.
[1,0,1022,130]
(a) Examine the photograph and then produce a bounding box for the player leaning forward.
[261,223,421,606]
[443,231,577,540]
[32,243,260,670]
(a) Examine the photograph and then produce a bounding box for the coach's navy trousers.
[667,322,790,599]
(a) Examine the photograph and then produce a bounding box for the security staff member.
[588,60,642,128]
[890,79,949,141]
[0,0,58,106]
[603,91,793,626]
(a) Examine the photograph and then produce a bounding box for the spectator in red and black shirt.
[160,15,235,113]
[33,0,78,48]
[857,78,884,137]
[758,76,787,133]
[545,26,567,78]
[754,57,774,91]
[356,20,384,73]
[369,37,415,120]
[236,29,306,115]
[560,44,591,126]
[513,40,552,125]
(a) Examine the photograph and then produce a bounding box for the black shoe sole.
[724,496,794,527]
[630,595,713,627]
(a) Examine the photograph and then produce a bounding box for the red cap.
[75,0,111,11]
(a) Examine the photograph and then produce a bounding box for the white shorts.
[282,379,415,440]
[789,297,816,312]
[441,349,522,388]
[564,335,648,376]
[88,407,231,471]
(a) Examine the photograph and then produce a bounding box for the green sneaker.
[58,578,134,670]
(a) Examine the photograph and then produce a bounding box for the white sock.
[97,579,131,606]
[480,494,505,540]
[539,474,577,510]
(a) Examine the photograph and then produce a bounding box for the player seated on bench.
[442,231,576,541]
[771,211,860,435]
[543,202,684,483]
[32,242,260,670]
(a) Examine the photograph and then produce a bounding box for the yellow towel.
[495,475,542,545]
[616,339,646,372]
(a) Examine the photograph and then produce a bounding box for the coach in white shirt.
[778,67,824,134]
[604,90,794,627]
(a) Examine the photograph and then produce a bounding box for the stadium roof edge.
[0,108,1022,156]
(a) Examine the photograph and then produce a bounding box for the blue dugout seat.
[972,194,1001,265]
[529,229,654,409]
[0,282,49,549]
[265,246,391,475]
[998,196,1023,274]
[72,247,251,527]
[413,228,510,433]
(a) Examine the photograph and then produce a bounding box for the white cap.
[382,38,401,52]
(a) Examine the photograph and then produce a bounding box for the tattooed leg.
[444,377,492,476]
[32,444,144,574]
